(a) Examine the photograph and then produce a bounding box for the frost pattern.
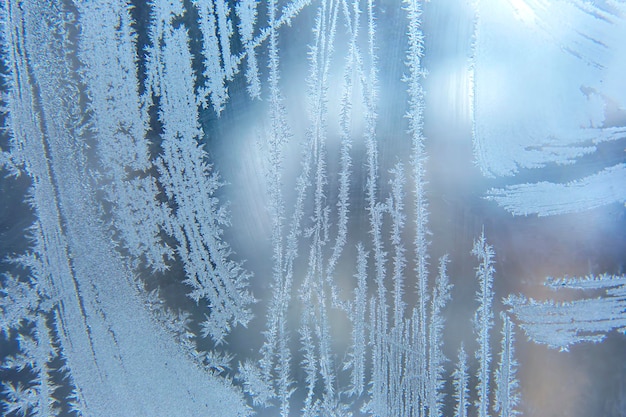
[75,0,172,272]
[473,230,495,417]
[452,344,469,417]
[507,274,626,351]
[1,0,251,415]
[472,0,626,216]
[147,7,254,344]
[236,0,261,99]
[0,0,622,415]
[486,163,626,216]
[494,312,520,417]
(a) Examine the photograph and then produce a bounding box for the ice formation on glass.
[0,0,623,416]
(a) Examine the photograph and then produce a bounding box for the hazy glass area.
[1,0,625,416]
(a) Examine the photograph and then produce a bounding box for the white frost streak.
[494,312,520,417]
[155,23,254,344]
[299,0,343,413]
[76,0,171,271]
[348,243,368,397]
[453,344,469,417]
[473,230,495,417]
[472,0,626,217]
[195,0,229,114]
[487,163,626,216]
[427,256,452,417]
[2,1,250,416]
[404,1,430,415]
[507,274,626,350]
[236,0,261,98]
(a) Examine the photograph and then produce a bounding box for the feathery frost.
[473,229,495,417]
[507,274,626,351]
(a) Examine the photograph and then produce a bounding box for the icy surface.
[0,0,624,416]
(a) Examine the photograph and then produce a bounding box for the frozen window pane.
[0,0,624,416]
